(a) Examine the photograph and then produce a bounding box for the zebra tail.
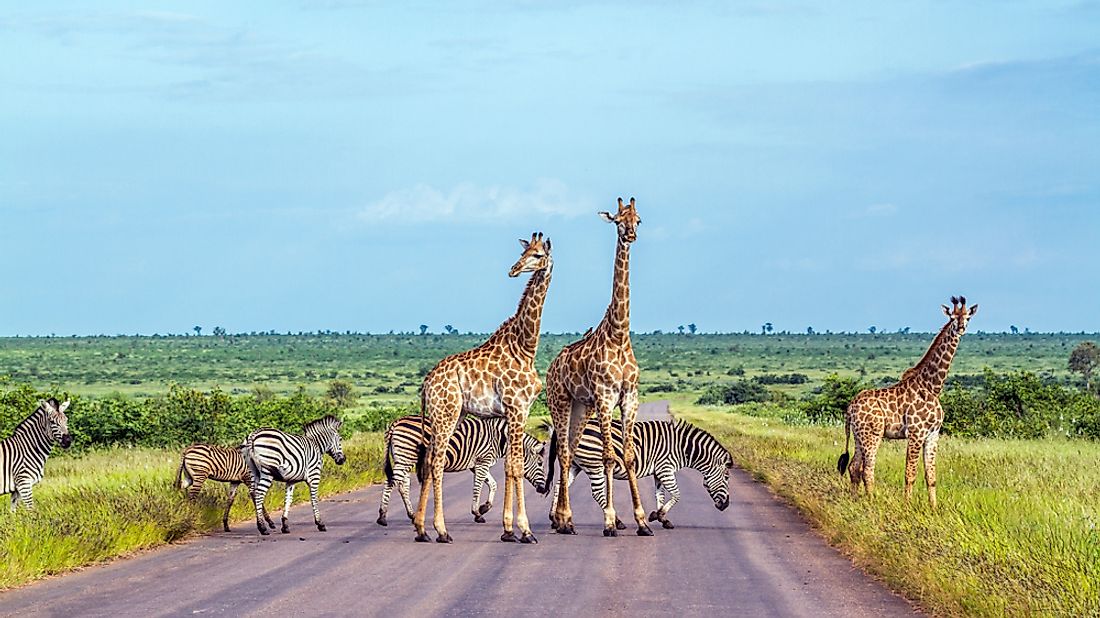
[383,424,396,487]
[175,458,186,490]
[542,425,557,494]
[837,415,851,474]
[415,443,428,485]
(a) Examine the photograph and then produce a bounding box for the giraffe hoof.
[555,523,576,535]
[615,518,627,530]
[647,511,659,522]
[501,531,518,543]
[661,520,675,530]
[414,533,432,543]
[478,503,492,515]
[376,515,388,527]
[436,533,453,544]
[603,527,618,537]
[474,515,486,523]
[317,524,327,532]
[637,525,653,537]
[520,533,538,544]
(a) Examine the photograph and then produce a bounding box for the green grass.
[674,401,1100,617]
[0,432,385,590]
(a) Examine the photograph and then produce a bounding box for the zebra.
[376,415,547,527]
[243,415,346,535]
[2,398,73,511]
[176,443,275,532]
[543,418,732,529]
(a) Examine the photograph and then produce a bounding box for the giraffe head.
[942,295,978,334]
[598,197,641,244]
[508,232,552,278]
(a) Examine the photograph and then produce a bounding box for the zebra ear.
[39,399,54,412]
[58,400,71,414]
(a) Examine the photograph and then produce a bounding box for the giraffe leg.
[430,413,459,543]
[595,395,620,537]
[553,399,588,534]
[923,429,940,509]
[848,439,865,497]
[620,389,652,536]
[904,431,924,503]
[502,412,536,544]
[547,389,575,532]
[861,431,883,497]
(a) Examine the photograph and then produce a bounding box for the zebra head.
[679,421,732,511]
[521,434,547,493]
[40,398,72,449]
[304,415,346,465]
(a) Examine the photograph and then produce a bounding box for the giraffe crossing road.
[0,402,920,617]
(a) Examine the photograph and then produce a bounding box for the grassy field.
[672,396,1100,617]
[0,432,385,590]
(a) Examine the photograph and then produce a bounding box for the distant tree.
[193,326,202,337]
[806,326,815,335]
[444,324,455,335]
[419,324,428,336]
[763,322,773,335]
[688,323,697,335]
[1010,325,1019,335]
[678,325,685,335]
[898,326,911,335]
[212,326,226,338]
[868,326,877,335]
[327,379,356,409]
[1069,341,1100,392]
[652,329,663,335]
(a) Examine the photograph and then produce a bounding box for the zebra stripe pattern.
[2,398,72,511]
[176,443,275,532]
[546,418,732,529]
[243,415,346,535]
[376,415,547,527]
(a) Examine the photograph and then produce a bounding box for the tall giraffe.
[838,296,978,508]
[543,197,652,537]
[412,232,552,544]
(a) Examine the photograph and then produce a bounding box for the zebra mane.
[671,418,730,463]
[303,414,342,434]
[12,403,50,434]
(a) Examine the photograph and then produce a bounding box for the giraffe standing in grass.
[543,197,653,537]
[412,232,552,544]
[838,296,977,508]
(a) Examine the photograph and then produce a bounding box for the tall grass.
[675,403,1100,617]
[0,432,384,590]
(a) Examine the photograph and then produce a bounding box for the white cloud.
[358,179,594,224]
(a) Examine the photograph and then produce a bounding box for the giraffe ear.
[598,211,615,223]
[519,239,530,249]
[942,305,951,317]
[968,304,979,317]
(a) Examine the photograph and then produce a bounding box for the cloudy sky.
[2,1,1098,335]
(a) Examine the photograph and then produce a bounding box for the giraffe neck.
[910,321,962,394]
[600,237,631,344]
[507,263,552,359]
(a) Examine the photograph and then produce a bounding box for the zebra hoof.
[662,520,675,530]
[520,532,538,544]
[223,524,231,533]
[615,519,627,530]
[603,527,618,537]
[317,524,327,532]
[648,511,659,522]
[550,518,559,529]
[281,526,290,534]
[474,515,486,523]
[500,531,518,543]
[376,515,388,527]
[637,525,654,537]
[414,533,431,543]
[259,528,270,536]
[478,503,492,515]
[436,533,453,544]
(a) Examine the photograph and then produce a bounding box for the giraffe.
[412,232,552,544]
[838,296,978,509]
[542,197,653,537]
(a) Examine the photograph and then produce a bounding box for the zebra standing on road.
[544,418,732,529]
[2,398,73,511]
[376,415,547,526]
[243,415,346,535]
[176,443,276,532]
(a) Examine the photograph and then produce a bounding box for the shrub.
[752,372,809,385]
[799,374,868,423]
[696,380,771,406]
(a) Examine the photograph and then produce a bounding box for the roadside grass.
[0,432,385,590]
[674,402,1100,617]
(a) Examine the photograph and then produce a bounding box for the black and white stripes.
[1,398,72,511]
[376,415,546,526]
[176,443,274,532]
[546,419,732,529]
[243,415,346,535]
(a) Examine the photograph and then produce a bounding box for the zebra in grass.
[243,415,345,535]
[176,443,276,532]
[376,415,547,527]
[543,418,732,529]
[2,398,73,511]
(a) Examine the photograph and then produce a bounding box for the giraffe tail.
[837,415,851,474]
[541,424,557,495]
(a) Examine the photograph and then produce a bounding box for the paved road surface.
[0,402,919,617]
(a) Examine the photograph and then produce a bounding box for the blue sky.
[1,1,1098,335]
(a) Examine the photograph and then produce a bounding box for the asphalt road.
[0,401,919,617]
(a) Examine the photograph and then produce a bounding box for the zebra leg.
[251,470,272,535]
[652,468,680,529]
[187,472,207,501]
[16,479,35,510]
[620,389,652,536]
[471,461,492,522]
[378,467,396,526]
[649,476,664,522]
[396,465,414,521]
[309,478,325,532]
[281,483,296,533]
[248,484,276,528]
[9,490,19,512]
[223,482,240,532]
[482,466,498,515]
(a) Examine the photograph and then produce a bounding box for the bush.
[942,369,1077,439]
[752,372,810,385]
[799,374,868,424]
[697,380,771,406]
